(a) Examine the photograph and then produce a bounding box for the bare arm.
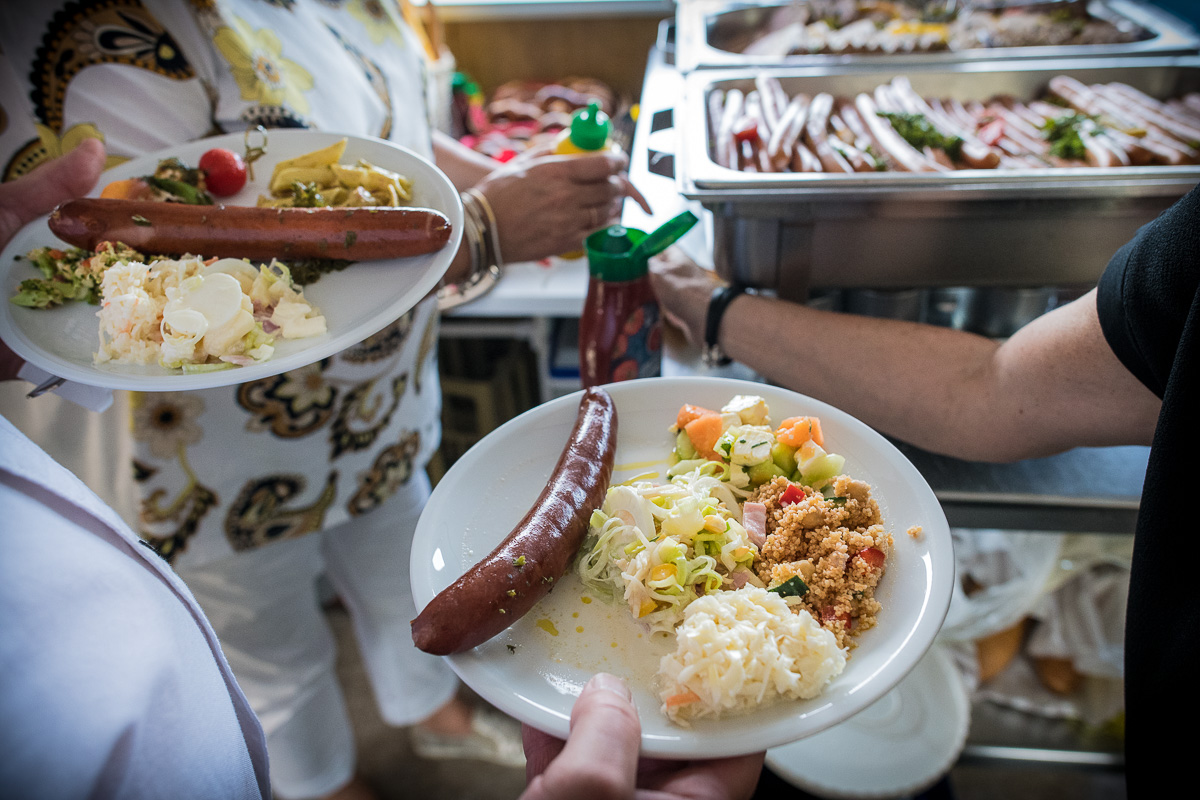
[433,130,650,285]
[432,129,496,189]
[650,251,1161,462]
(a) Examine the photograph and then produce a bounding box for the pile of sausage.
[709,74,1200,174]
[458,77,619,161]
[739,0,1144,57]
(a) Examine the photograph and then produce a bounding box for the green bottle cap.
[569,101,612,151]
[631,210,699,261]
[585,212,699,282]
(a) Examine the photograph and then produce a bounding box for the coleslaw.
[658,586,846,725]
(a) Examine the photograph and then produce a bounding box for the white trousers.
[180,472,458,799]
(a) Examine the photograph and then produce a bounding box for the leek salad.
[578,466,763,634]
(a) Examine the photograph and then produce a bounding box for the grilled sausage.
[1103,82,1200,146]
[49,198,452,261]
[803,93,853,173]
[755,75,786,134]
[888,77,1001,169]
[767,95,810,171]
[855,93,941,173]
[715,89,745,170]
[791,141,823,173]
[411,387,618,656]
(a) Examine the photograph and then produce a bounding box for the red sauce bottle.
[579,212,698,388]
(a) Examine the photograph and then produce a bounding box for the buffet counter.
[442,20,1160,782]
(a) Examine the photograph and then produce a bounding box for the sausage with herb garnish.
[49,198,452,261]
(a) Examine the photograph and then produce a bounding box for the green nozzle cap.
[452,72,480,96]
[586,226,644,282]
[631,210,699,261]
[585,212,699,282]
[569,101,612,151]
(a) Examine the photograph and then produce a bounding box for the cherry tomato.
[198,147,247,196]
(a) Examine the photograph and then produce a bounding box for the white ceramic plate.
[0,130,462,391]
[411,376,954,759]
[765,643,970,798]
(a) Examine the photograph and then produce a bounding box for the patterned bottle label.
[608,301,661,382]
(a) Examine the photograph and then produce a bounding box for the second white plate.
[411,376,954,759]
[0,130,462,391]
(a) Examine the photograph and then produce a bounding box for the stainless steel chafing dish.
[673,57,1200,294]
[675,0,1200,72]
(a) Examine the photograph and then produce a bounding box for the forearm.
[431,132,490,284]
[719,294,1007,458]
[715,290,1159,461]
[432,130,494,190]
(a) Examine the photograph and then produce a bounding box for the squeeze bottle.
[556,101,615,259]
[554,101,614,156]
[579,211,699,388]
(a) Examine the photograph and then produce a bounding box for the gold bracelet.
[464,187,504,267]
[437,191,502,310]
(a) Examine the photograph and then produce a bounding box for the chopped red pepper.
[820,606,852,630]
[853,547,886,571]
[780,483,806,506]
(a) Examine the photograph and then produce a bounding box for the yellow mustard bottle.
[555,101,615,258]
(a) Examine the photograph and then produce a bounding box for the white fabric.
[0,5,456,793]
[0,415,269,799]
[179,471,458,798]
[0,0,443,571]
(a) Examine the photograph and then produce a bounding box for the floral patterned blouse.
[0,0,443,569]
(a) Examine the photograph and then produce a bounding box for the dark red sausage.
[48,198,452,261]
[411,387,618,655]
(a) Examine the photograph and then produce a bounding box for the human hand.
[0,138,106,380]
[0,138,106,248]
[475,151,650,263]
[649,248,724,347]
[520,673,764,800]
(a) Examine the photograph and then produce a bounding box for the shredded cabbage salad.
[578,466,763,634]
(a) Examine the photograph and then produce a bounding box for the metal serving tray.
[674,57,1200,294]
[675,0,1199,72]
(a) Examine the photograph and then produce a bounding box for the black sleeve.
[1096,183,1200,399]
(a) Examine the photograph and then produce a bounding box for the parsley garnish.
[1041,112,1101,160]
[768,575,809,598]
[878,111,964,161]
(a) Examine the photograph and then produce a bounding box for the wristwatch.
[702,282,747,368]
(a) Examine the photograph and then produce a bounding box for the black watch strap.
[703,282,746,367]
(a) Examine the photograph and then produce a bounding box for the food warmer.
[670,56,1200,296]
[675,0,1200,71]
